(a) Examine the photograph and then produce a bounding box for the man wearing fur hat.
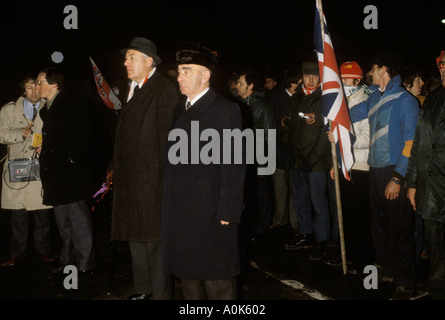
[162,44,245,299]
[107,37,180,300]
[406,50,445,300]
[349,52,420,300]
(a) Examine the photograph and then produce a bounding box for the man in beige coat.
[0,75,53,266]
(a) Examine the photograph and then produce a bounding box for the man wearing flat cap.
[282,61,331,262]
[107,36,180,300]
[349,51,420,300]
[162,44,246,299]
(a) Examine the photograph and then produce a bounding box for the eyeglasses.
[438,61,445,68]
[35,79,48,86]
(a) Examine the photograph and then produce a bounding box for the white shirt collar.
[127,68,157,102]
[186,87,210,107]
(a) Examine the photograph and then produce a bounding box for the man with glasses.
[0,75,54,267]
[406,50,445,300]
[36,67,97,282]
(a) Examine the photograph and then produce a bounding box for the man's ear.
[202,69,211,84]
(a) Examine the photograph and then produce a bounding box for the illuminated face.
[236,75,252,99]
[177,64,208,100]
[302,74,320,90]
[370,64,383,86]
[35,72,56,99]
[24,80,40,104]
[342,78,360,86]
[407,76,424,97]
[124,49,153,83]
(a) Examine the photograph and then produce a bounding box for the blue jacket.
[349,75,420,179]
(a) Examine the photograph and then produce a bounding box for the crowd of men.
[0,37,444,300]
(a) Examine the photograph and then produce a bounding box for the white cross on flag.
[314,0,355,181]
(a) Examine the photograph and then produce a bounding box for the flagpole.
[317,0,347,275]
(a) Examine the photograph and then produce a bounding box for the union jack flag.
[89,57,122,110]
[314,0,355,181]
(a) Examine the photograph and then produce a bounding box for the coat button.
[428,171,433,176]
[432,144,437,149]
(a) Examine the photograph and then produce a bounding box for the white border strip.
[249,261,333,300]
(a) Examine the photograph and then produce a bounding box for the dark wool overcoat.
[39,91,97,205]
[162,89,246,280]
[110,71,180,242]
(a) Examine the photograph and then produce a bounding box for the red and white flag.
[89,57,122,110]
[314,0,355,180]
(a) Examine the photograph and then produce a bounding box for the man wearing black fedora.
[107,36,180,300]
[162,44,246,299]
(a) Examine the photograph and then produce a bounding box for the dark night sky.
[0,0,444,103]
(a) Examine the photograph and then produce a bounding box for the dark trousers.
[339,169,374,266]
[291,169,330,242]
[9,209,51,259]
[369,166,416,287]
[53,200,95,271]
[181,277,238,300]
[129,241,173,300]
[423,219,445,299]
[253,175,274,235]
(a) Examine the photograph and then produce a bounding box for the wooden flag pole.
[329,122,348,275]
[318,0,347,275]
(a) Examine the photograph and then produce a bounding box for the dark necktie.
[133,85,140,95]
[186,101,192,110]
[32,104,38,121]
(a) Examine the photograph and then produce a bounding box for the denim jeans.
[291,168,330,242]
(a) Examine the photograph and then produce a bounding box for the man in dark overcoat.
[107,37,180,300]
[406,50,445,300]
[162,45,246,299]
[37,67,97,274]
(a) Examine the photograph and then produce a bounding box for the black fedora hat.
[120,37,161,65]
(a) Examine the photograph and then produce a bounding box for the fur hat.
[340,61,363,79]
[176,44,218,71]
[120,37,161,65]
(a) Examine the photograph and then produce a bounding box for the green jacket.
[284,86,331,172]
[405,87,445,222]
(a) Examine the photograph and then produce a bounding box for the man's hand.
[329,167,335,180]
[221,220,230,225]
[22,125,32,139]
[35,143,42,154]
[407,188,416,211]
[327,130,335,143]
[106,169,113,187]
[305,113,316,125]
[384,179,401,200]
